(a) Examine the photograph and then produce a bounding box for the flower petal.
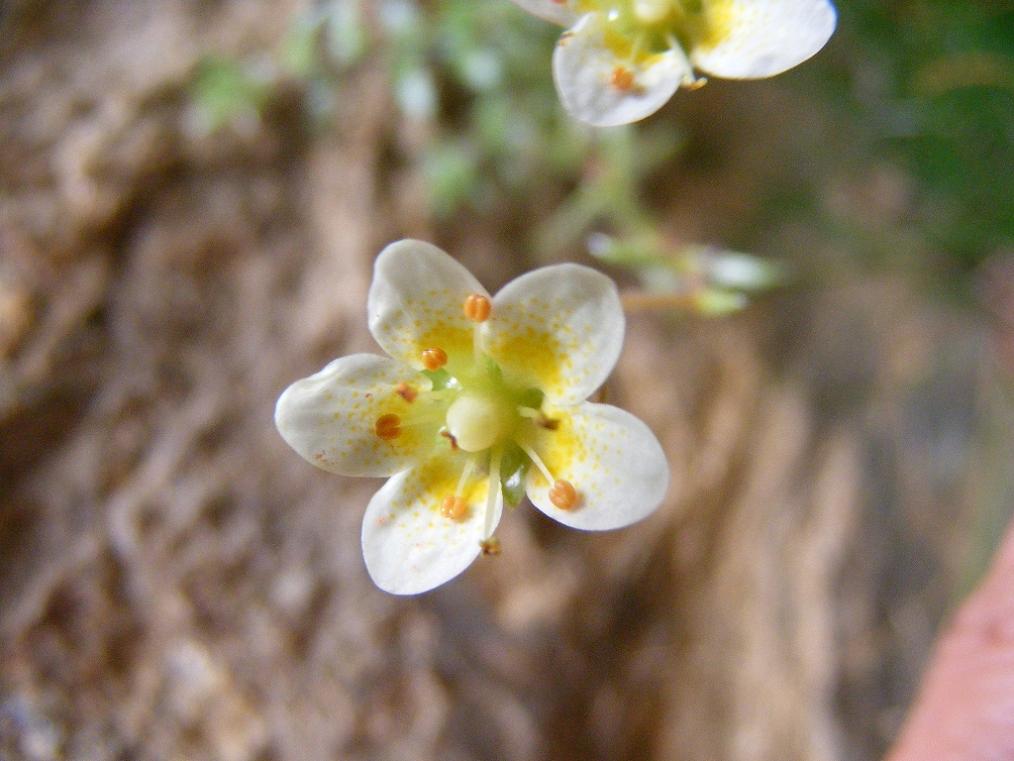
[525,402,669,530]
[367,239,489,372]
[690,0,837,79]
[275,354,432,477]
[552,13,692,127]
[361,456,503,595]
[483,263,624,405]
[507,0,578,26]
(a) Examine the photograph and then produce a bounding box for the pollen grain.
[463,293,492,322]
[549,479,580,510]
[441,496,470,522]
[611,66,636,91]
[374,413,401,441]
[421,347,448,370]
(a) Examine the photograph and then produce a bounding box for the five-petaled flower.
[510,0,837,126]
[275,240,669,594]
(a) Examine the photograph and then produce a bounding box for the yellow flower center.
[370,293,586,541]
[574,0,734,62]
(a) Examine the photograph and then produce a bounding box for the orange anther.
[395,382,417,403]
[440,430,459,450]
[441,496,470,522]
[374,413,401,440]
[549,479,580,510]
[463,293,492,322]
[480,537,502,556]
[611,66,636,91]
[421,347,448,370]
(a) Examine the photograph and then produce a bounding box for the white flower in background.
[275,240,669,594]
[511,0,837,126]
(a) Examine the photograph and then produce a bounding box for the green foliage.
[589,233,787,315]
[190,56,273,133]
[840,1,1014,266]
[186,0,1012,305]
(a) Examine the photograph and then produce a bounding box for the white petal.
[507,0,577,26]
[367,239,489,371]
[690,0,837,79]
[275,354,430,477]
[525,402,669,530]
[362,458,503,595]
[483,263,624,405]
[552,13,692,127]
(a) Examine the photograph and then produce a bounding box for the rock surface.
[1,2,1009,760]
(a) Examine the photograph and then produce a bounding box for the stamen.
[480,537,501,556]
[463,293,491,322]
[611,66,636,91]
[519,442,554,484]
[517,406,559,430]
[549,479,580,511]
[421,347,448,370]
[374,413,401,440]
[440,456,477,522]
[441,496,470,522]
[484,446,503,540]
[456,456,477,496]
[395,382,417,402]
[440,430,459,450]
[519,442,581,510]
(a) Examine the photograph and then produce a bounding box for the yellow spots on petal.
[488,326,569,398]
[686,0,735,51]
[487,290,606,401]
[379,288,476,368]
[327,381,435,470]
[528,409,586,486]
[388,455,488,521]
[415,322,473,372]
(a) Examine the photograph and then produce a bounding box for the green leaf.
[422,368,453,390]
[499,444,529,507]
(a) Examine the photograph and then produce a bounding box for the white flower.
[275,240,669,594]
[511,0,837,126]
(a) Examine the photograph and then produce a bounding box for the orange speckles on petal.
[421,347,448,371]
[396,382,417,402]
[463,293,492,322]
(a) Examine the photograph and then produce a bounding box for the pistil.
[445,392,510,453]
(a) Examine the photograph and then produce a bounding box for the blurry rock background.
[1,1,1012,760]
